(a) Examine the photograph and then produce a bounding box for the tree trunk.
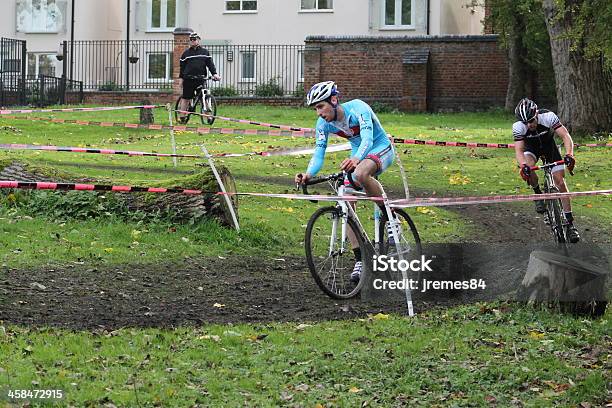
[517,250,608,317]
[505,23,531,110]
[542,0,612,133]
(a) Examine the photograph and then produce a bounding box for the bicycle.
[530,159,569,243]
[299,172,422,300]
[174,76,218,125]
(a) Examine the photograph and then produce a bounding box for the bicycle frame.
[301,172,414,315]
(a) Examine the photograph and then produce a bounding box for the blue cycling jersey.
[306,99,391,176]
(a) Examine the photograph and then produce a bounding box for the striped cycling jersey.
[512,110,563,145]
[306,99,391,176]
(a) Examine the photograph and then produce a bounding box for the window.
[16,0,66,33]
[147,52,173,82]
[383,0,413,28]
[27,53,56,77]
[240,51,256,81]
[149,0,176,30]
[300,0,333,11]
[225,1,257,12]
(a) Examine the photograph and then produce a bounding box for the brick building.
[304,35,509,112]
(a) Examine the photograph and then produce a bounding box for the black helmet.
[515,98,538,123]
[189,32,201,40]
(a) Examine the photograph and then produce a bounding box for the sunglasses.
[524,118,537,125]
[189,38,199,41]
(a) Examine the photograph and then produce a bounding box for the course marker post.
[166,103,178,167]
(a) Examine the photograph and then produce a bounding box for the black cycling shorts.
[182,78,205,99]
[524,140,562,164]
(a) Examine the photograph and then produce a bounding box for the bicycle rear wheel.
[305,206,366,299]
[201,93,217,125]
[379,209,423,282]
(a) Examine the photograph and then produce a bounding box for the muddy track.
[0,174,609,330]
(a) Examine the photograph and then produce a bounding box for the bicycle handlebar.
[530,160,565,171]
[296,171,362,200]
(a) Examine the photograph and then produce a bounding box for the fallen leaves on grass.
[449,172,472,185]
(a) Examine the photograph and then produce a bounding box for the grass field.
[1,105,610,267]
[0,104,610,406]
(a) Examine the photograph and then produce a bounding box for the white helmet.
[306,81,338,106]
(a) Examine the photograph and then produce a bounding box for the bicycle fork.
[382,194,414,317]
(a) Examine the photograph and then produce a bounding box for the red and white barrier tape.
[2,115,314,137]
[391,190,612,208]
[0,104,165,115]
[391,137,612,149]
[0,142,351,159]
[0,180,609,207]
[174,109,315,133]
[5,114,609,149]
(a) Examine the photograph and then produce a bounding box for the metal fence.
[1,37,83,107]
[1,37,27,106]
[22,75,83,106]
[67,39,175,92]
[65,40,305,96]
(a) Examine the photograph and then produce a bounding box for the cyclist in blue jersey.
[295,81,396,283]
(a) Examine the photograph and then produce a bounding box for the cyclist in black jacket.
[178,32,221,123]
[513,98,580,243]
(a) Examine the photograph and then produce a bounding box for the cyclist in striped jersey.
[513,98,580,243]
[295,81,396,282]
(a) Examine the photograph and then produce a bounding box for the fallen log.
[0,160,238,227]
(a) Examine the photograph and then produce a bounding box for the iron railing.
[0,37,27,106]
[21,75,83,106]
[65,40,305,96]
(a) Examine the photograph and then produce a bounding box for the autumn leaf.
[372,313,389,320]
[449,172,471,185]
[348,386,362,393]
[528,331,545,339]
[416,206,435,215]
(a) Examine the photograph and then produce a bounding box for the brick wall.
[81,92,303,108]
[82,91,173,106]
[305,35,509,112]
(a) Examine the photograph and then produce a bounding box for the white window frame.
[16,0,64,34]
[147,0,178,32]
[224,0,258,14]
[380,0,415,30]
[298,0,334,13]
[146,52,173,83]
[26,52,57,77]
[240,51,256,82]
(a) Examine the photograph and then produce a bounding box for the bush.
[293,83,306,98]
[254,78,284,97]
[370,101,398,114]
[98,81,122,91]
[212,86,238,97]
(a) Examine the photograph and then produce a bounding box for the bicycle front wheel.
[379,209,423,281]
[201,94,217,125]
[545,186,567,243]
[305,206,366,299]
[174,97,185,124]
